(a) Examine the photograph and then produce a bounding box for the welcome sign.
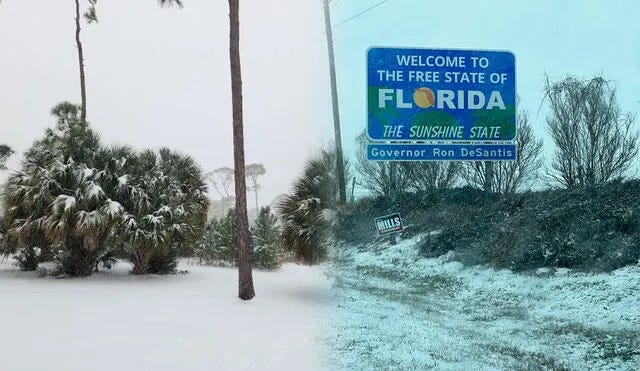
[367,47,516,142]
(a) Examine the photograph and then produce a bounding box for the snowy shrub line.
[1,103,209,276]
[335,181,640,272]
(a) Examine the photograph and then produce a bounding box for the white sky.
[0,0,334,207]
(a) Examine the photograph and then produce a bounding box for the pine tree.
[251,207,282,270]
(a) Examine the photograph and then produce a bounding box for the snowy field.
[326,236,640,370]
[0,260,330,371]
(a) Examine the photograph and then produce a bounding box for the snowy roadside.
[0,260,330,371]
[326,235,640,370]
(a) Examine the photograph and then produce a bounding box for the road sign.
[367,143,516,161]
[367,47,516,161]
[374,213,403,236]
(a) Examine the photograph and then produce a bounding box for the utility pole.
[322,0,347,205]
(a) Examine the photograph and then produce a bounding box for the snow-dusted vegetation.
[326,236,640,370]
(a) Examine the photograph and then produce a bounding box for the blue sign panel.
[367,143,517,161]
[367,47,516,142]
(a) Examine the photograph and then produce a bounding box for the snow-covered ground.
[326,235,640,370]
[0,260,330,371]
[3,238,639,371]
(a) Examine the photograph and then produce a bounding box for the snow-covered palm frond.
[116,156,127,168]
[143,214,164,229]
[117,175,128,191]
[51,195,77,215]
[101,199,124,219]
[133,228,146,241]
[9,184,31,200]
[83,181,104,201]
[45,215,68,243]
[95,169,107,180]
[296,198,321,215]
[9,218,31,236]
[122,214,138,231]
[78,167,95,182]
[75,210,104,233]
[155,205,172,218]
[168,223,189,234]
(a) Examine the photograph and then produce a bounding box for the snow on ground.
[326,235,640,370]
[0,260,330,371]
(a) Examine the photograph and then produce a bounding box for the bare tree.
[207,167,235,199]
[228,0,254,300]
[403,162,462,191]
[464,110,543,193]
[354,131,412,197]
[544,75,638,187]
[246,163,266,213]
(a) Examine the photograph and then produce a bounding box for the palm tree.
[277,149,342,264]
[229,0,254,300]
[121,148,208,274]
[4,103,117,275]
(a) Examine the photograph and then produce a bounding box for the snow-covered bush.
[119,148,209,275]
[1,103,209,276]
[337,180,640,272]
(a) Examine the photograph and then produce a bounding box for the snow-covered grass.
[326,235,640,370]
[0,260,330,371]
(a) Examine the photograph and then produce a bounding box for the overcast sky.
[0,0,333,207]
[2,0,640,204]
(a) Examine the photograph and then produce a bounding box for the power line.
[333,0,390,29]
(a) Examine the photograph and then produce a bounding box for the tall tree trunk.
[74,0,87,123]
[229,0,254,300]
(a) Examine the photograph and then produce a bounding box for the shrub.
[337,180,640,272]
